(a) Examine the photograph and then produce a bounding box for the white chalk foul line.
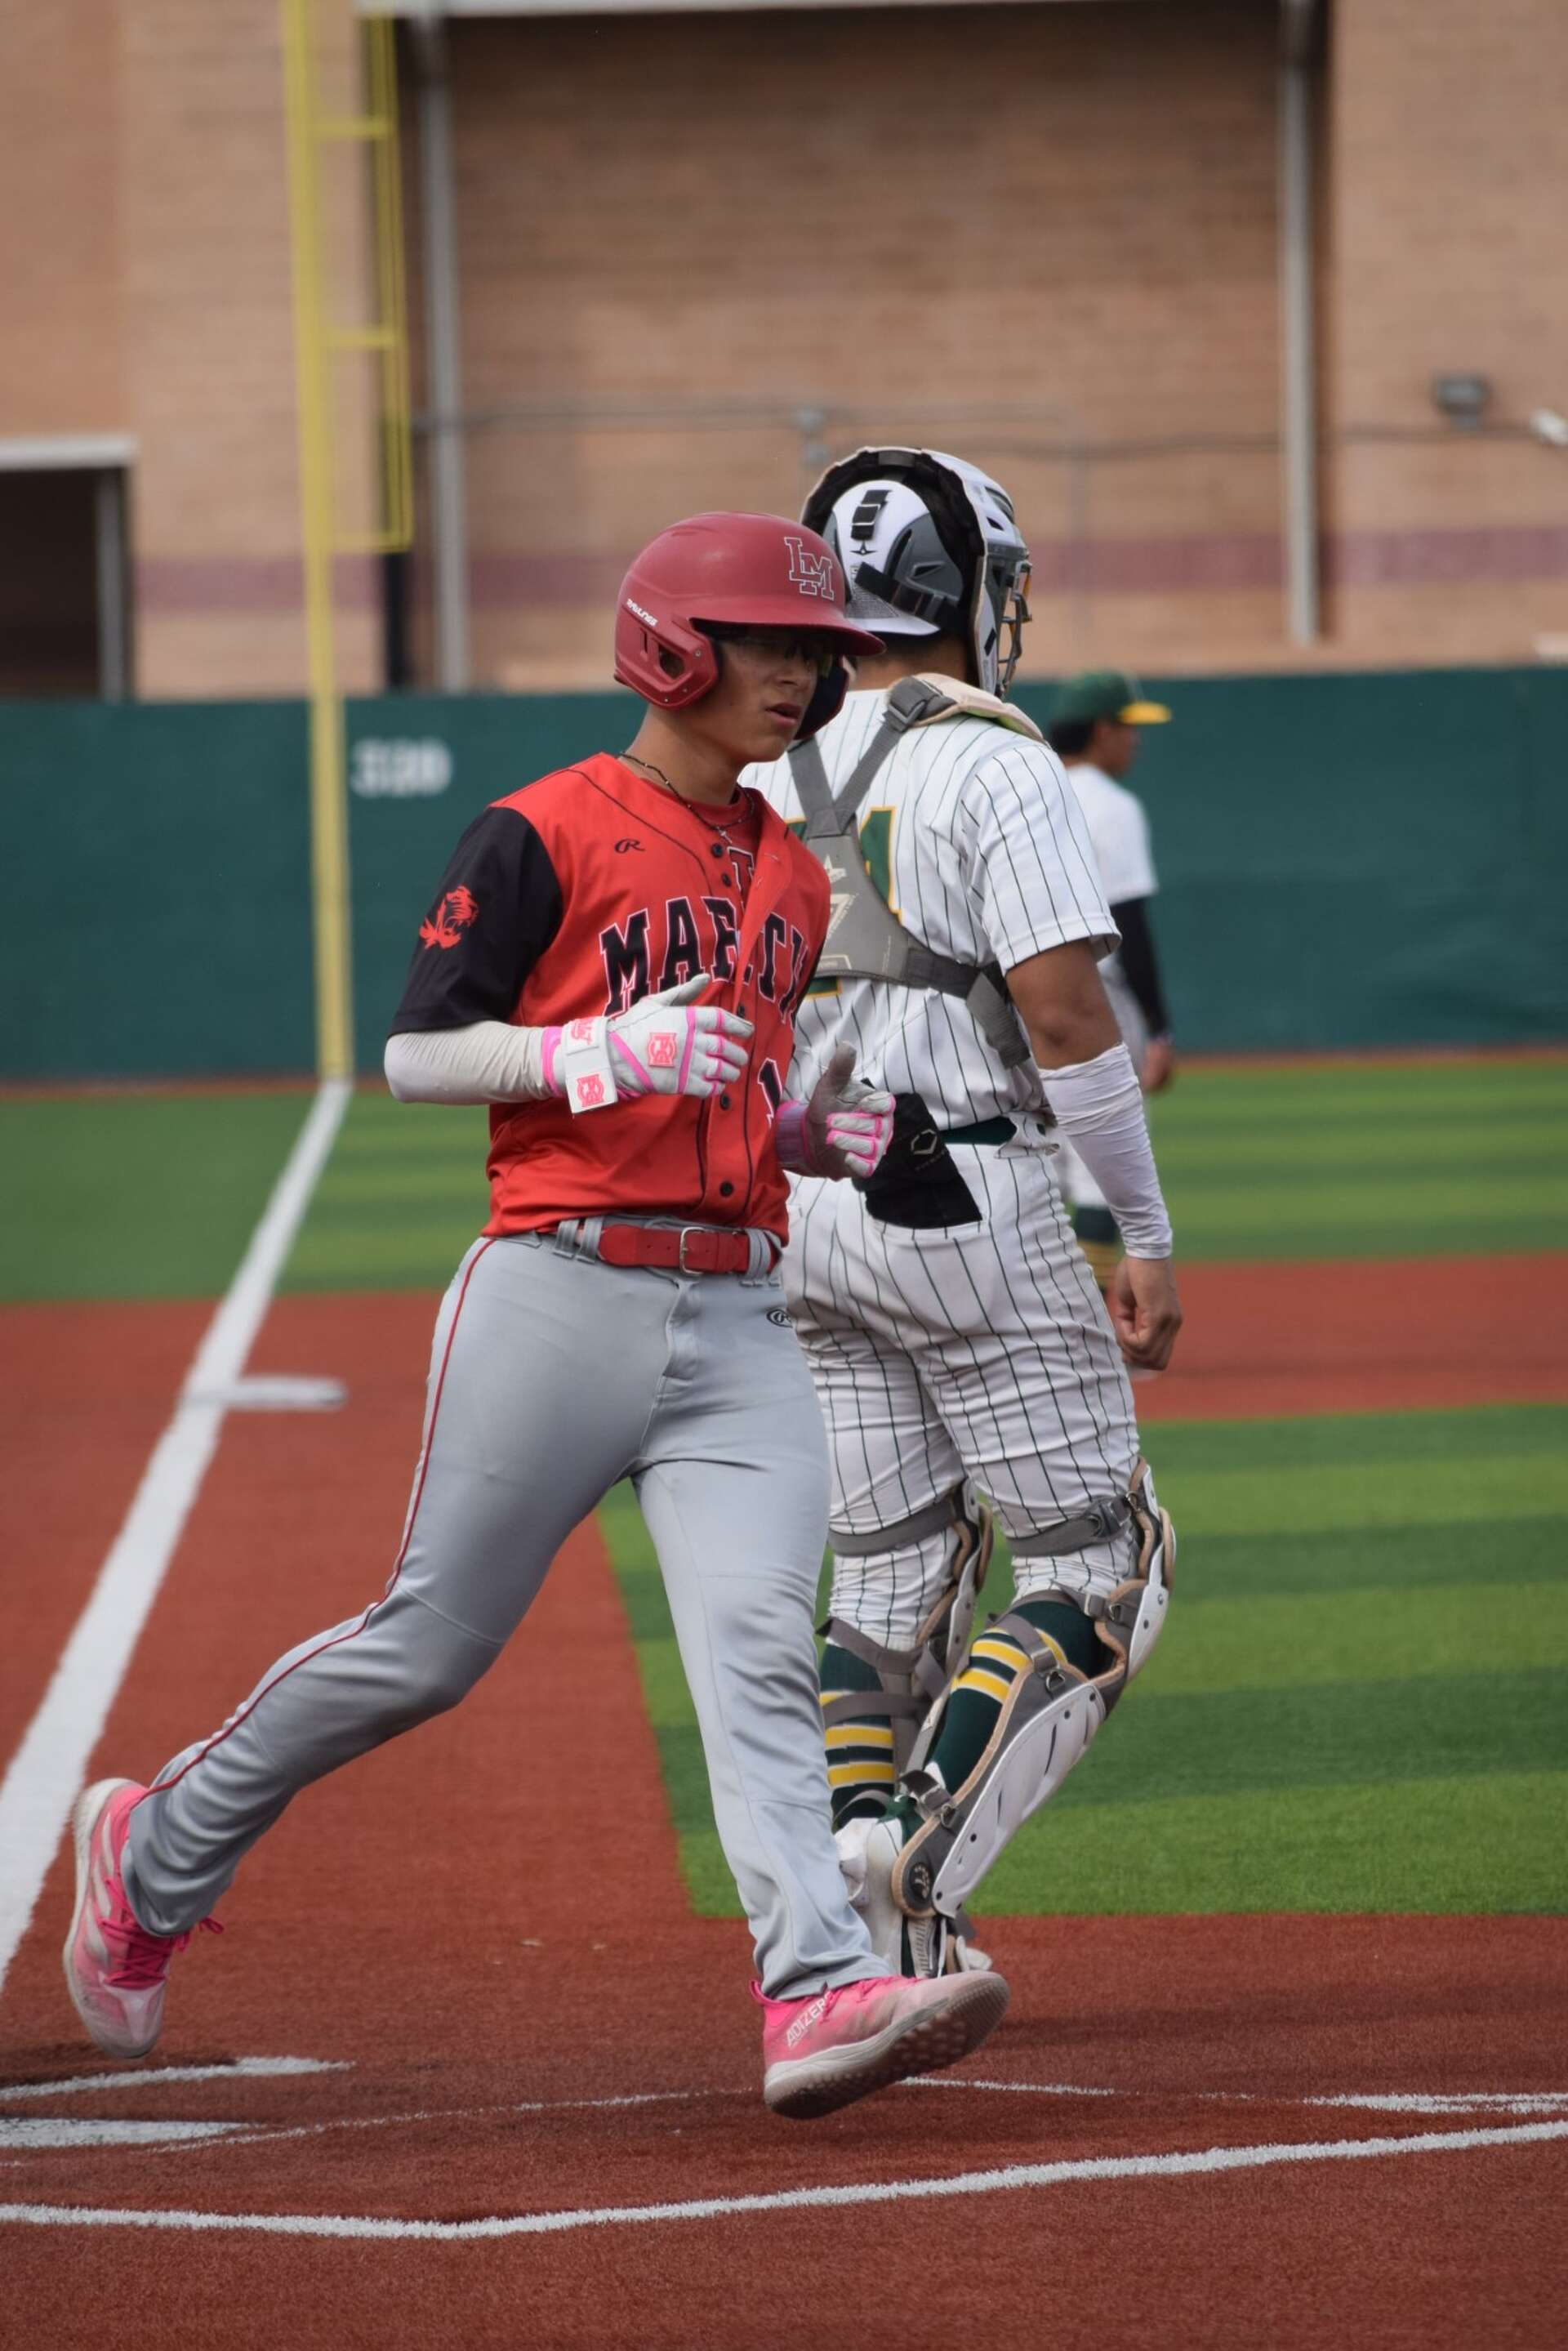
[0,1079,352,2002]
[0,2059,352,2105]
[911,2078,1568,2119]
[1,2121,1563,2242]
[142,2086,744,2161]
[1,2120,256,2151]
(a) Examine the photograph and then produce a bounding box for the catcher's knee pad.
[893,1465,1174,1921]
[822,1480,993,1775]
[1008,1457,1174,1687]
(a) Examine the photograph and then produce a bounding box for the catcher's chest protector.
[787,677,1035,1072]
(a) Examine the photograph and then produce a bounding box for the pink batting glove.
[547,976,752,1114]
[777,1046,895,1180]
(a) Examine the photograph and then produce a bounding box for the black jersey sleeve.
[389,805,564,1035]
[1108,894,1171,1039]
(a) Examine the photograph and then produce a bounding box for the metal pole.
[94,468,127,702]
[1279,0,1321,645]
[281,0,355,1082]
[415,11,470,689]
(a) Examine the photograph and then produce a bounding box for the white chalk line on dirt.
[137,2086,744,2162]
[1,2121,1563,2241]
[7,2066,1561,2170]
[1,2119,256,2151]
[0,2058,351,2104]
[913,2078,1568,2119]
[0,1081,352,2005]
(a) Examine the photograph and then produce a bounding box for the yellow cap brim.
[1119,702,1171,724]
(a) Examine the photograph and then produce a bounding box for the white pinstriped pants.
[782,1142,1143,1649]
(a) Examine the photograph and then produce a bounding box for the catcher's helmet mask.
[612,511,884,743]
[804,448,1033,697]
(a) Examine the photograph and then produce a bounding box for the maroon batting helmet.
[612,511,884,739]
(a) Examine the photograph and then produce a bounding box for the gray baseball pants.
[123,1228,888,2001]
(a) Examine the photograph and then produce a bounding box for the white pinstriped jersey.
[744,687,1117,1128]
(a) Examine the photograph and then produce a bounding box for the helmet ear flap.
[614,612,719,708]
[795,658,850,743]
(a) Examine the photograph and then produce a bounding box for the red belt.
[592,1223,757,1276]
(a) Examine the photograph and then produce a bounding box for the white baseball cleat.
[756,1970,1009,2120]
[835,1813,994,1978]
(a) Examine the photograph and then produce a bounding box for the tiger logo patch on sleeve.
[419,886,479,951]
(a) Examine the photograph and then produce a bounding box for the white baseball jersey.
[1054,761,1158,1209]
[746,688,1117,1124]
[1060,762,1157,907]
[746,684,1143,1646]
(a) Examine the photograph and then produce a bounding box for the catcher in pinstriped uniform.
[745,448,1181,1976]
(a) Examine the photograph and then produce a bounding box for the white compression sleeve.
[384,1022,555,1106]
[1044,1042,1173,1257]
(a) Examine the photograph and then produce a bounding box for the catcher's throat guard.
[893,1463,1174,1921]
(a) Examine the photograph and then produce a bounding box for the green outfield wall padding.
[1,699,315,1080]
[3,668,1565,1078]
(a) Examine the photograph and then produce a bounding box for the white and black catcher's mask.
[802,447,1032,698]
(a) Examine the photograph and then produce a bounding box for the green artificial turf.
[1145,1057,1568,1260]
[2,1057,1562,1302]
[597,1403,1568,1916]
[280,1095,490,1293]
[0,1091,316,1304]
[4,1064,1565,1918]
[283,1054,1568,1279]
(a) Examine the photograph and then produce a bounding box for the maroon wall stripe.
[133,526,1568,618]
[136,554,380,616]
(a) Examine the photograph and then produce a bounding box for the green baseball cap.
[1049,670,1171,728]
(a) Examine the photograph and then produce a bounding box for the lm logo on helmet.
[785,535,835,599]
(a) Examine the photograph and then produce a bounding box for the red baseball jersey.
[390,752,831,1242]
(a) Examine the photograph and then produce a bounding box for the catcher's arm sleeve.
[1044,1043,1173,1257]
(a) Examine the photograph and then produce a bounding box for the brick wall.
[1322,0,1568,662]
[2,0,1565,697]
[0,2,122,439]
[421,0,1286,686]
[0,0,377,698]
[425,0,1568,688]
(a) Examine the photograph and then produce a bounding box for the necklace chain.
[621,752,747,833]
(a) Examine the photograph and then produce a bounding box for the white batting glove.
[547,976,752,1114]
[776,1046,895,1180]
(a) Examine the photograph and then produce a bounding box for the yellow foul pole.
[280,8,412,1079]
[280,0,354,1082]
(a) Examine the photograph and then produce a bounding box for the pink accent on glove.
[774,1100,820,1175]
[826,1100,895,1179]
[609,1034,654,1090]
[541,1027,563,1093]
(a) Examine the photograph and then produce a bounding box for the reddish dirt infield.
[2,1287,1566,2347]
[1138,1252,1568,1421]
[0,1301,207,1757]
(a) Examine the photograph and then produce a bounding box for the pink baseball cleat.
[756,1968,1009,2120]
[62,1778,216,2059]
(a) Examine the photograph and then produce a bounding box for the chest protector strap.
[789,677,1032,1071]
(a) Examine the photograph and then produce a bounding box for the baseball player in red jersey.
[61,514,1009,2120]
